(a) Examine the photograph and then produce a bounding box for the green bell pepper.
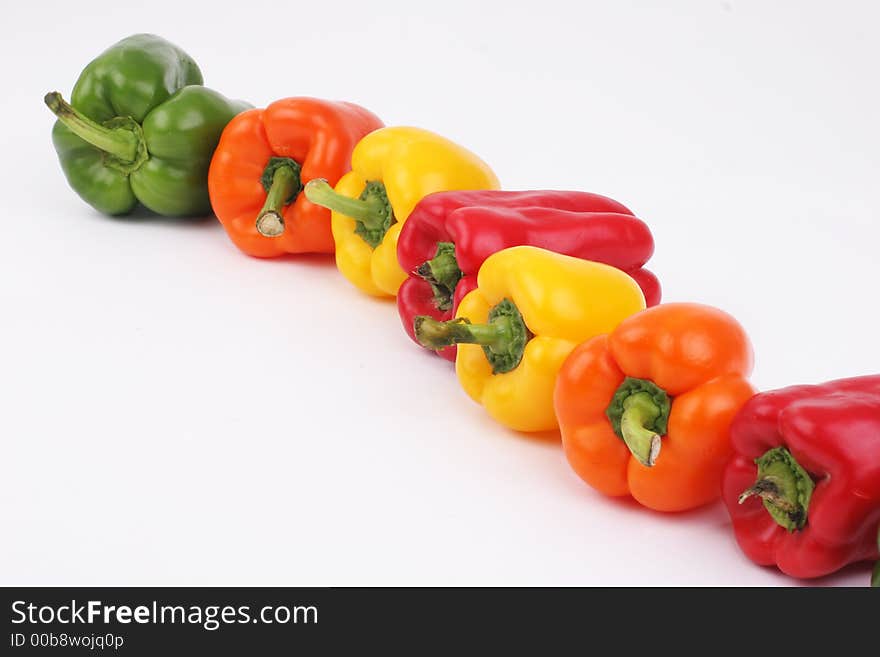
[44,34,250,217]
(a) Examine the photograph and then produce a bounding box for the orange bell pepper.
[208,97,383,256]
[554,303,755,512]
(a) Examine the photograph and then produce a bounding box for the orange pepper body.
[554,303,755,512]
[208,98,383,256]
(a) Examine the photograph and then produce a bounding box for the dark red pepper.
[722,375,880,580]
[396,190,660,360]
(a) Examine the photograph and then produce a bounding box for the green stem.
[606,378,671,466]
[417,242,463,311]
[305,178,394,248]
[413,298,530,374]
[415,316,510,350]
[256,165,300,237]
[618,392,662,467]
[44,91,139,162]
[304,179,387,231]
[738,447,814,532]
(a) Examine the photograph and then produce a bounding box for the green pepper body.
[47,34,250,216]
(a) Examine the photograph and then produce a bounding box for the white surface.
[2,0,878,586]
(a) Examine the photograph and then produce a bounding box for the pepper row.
[44,34,880,584]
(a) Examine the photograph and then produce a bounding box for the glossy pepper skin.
[555,303,754,512]
[303,127,499,296]
[45,34,249,217]
[414,246,645,432]
[397,189,661,361]
[208,98,383,256]
[722,376,880,579]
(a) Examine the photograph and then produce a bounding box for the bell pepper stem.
[44,91,139,162]
[738,479,796,511]
[606,378,671,465]
[414,316,510,350]
[414,299,530,374]
[256,165,300,237]
[304,179,386,231]
[738,447,814,532]
[416,242,463,311]
[618,392,662,467]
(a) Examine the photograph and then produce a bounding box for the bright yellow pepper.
[303,127,499,297]
[414,246,646,432]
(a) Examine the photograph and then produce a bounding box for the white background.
[2,0,877,586]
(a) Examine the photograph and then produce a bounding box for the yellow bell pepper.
[414,246,646,432]
[303,126,499,297]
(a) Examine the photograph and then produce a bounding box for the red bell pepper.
[722,375,880,580]
[396,190,660,360]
